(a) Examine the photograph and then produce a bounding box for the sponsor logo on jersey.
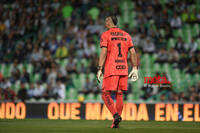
[115,59,125,63]
[116,65,126,69]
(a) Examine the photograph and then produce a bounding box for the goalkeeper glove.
[96,66,103,83]
[96,70,103,83]
[128,67,138,82]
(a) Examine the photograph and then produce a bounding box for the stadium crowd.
[0,0,200,102]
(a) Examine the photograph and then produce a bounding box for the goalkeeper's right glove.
[128,67,138,82]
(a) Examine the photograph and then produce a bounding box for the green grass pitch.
[0,119,200,133]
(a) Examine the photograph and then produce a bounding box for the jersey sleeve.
[128,34,134,50]
[100,32,108,48]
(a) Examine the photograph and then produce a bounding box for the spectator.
[18,83,28,102]
[170,13,182,28]
[156,48,168,64]
[0,78,11,89]
[57,63,67,77]
[66,75,75,90]
[11,61,21,80]
[20,68,30,83]
[142,38,156,54]
[84,42,95,58]
[141,85,153,100]
[179,92,187,102]
[170,92,179,101]
[0,20,6,31]
[55,42,68,59]
[131,28,140,47]
[0,87,4,100]
[178,53,189,69]
[13,43,26,63]
[196,82,200,94]
[49,39,58,54]
[79,63,88,73]
[43,84,56,99]
[90,79,100,95]
[186,57,198,74]
[27,83,35,99]
[188,8,197,24]
[42,68,50,83]
[168,48,179,64]
[3,85,17,101]
[187,38,197,54]
[0,72,3,81]
[53,79,66,99]
[189,92,198,102]
[175,37,187,53]
[56,72,66,83]
[196,58,200,73]
[164,27,173,39]
[89,55,98,73]
[181,9,189,23]
[62,3,73,28]
[30,46,43,62]
[43,50,53,67]
[160,94,167,102]
[66,56,77,74]
[197,10,200,23]
[155,37,166,49]
[79,77,94,95]
[47,68,57,86]
[146,6,154,20]
[138,34,147,50]
[86,20,96,34]
[33,82,45,99]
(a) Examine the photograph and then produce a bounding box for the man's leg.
[102,90,116,115]
[115,90,124,116]
[115,76,128,116]
[102,76,119,115]
[102,76,121,128]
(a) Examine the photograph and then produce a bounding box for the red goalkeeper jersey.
[100,28,134,78]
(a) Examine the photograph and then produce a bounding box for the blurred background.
[0,0,200,103]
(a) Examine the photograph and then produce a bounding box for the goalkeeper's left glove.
[128,67,138,82]
[96,66,103,83]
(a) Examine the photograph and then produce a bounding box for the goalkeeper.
[96,15,138,129]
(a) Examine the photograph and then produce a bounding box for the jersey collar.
[109,27,119,30]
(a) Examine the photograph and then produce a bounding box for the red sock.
[116,91,123,116]
[102,91,116,116]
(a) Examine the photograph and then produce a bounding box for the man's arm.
[128,47,138,82]
[96,47,107,83]
[98,47,107,69]
[129,48,137,69]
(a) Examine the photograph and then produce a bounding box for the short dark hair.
[107,15,118,25]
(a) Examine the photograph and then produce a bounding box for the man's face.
[57,81,61,86]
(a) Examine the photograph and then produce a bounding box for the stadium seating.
[1,0,200,103]
[1,51,198,102]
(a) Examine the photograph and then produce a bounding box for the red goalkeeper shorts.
[102,75,128,91]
